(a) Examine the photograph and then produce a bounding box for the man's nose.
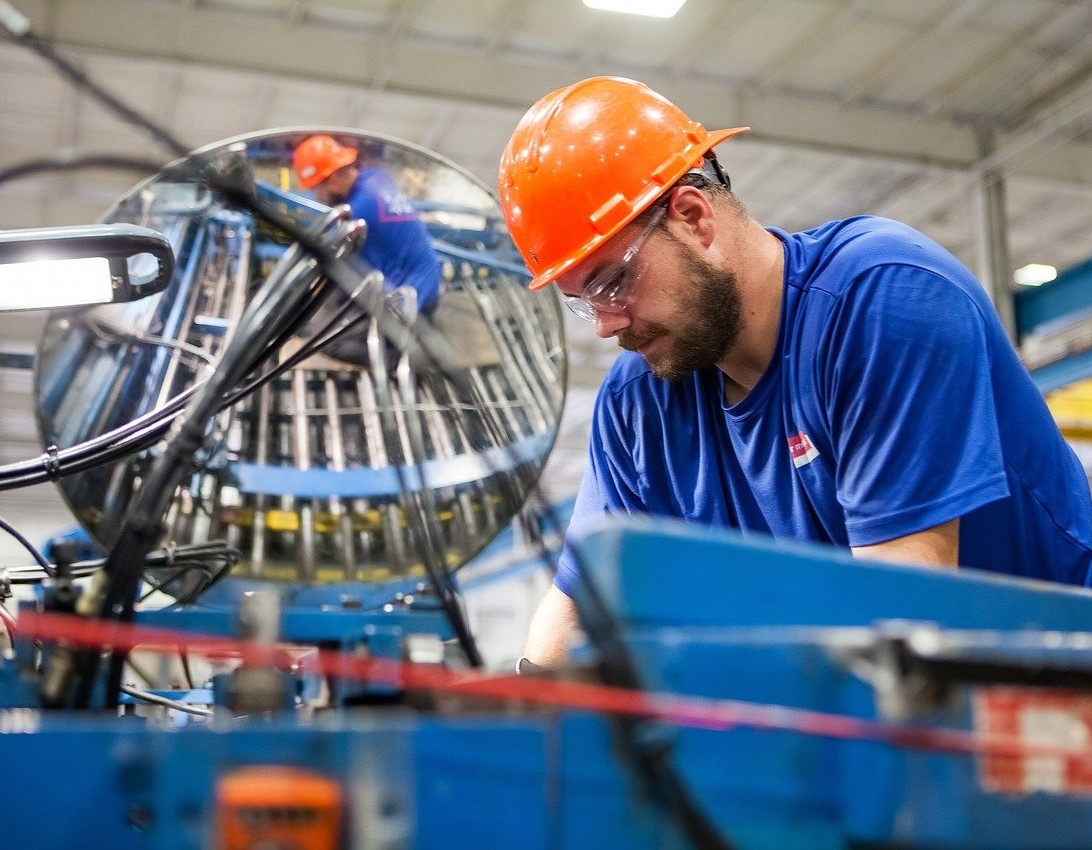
[594,308,630,339]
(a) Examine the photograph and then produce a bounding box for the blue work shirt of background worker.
[341,165,442,315]
[554,216,1092,596]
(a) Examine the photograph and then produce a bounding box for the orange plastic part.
[216,765,342,850]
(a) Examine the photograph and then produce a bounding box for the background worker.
[498,76,1092,667]
[293,134,442,318]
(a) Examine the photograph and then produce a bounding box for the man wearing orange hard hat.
[498,76,1092,669]
[293,134,441,320]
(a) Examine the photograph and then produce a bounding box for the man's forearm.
[522,585,580,666]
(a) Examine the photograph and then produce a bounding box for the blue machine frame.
[5,517,1092,849]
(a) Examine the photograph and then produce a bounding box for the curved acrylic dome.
[34,128,566,596]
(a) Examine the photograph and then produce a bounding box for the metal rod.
[291,368,315,580]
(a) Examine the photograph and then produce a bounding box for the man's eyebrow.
[557,266,598,296]
[575,257,619,293]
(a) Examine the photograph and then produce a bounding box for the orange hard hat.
[293,134,357,190]
[498,76,749,290]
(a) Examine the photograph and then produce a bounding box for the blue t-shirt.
[346,167,441,314]
[556,216,1092,594]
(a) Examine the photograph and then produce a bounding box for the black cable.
[142,541,240,567]
[6,560,101,583]
[82,240,337,708]
[576,558,733,849]
[138,563,214,603]
[0,514,54,577]
[508,486,733,850]
[0,268,341,492]
[139,551,235,606]
[0,382,197,490]
[0,3,189,160]
[0,154,167,189]
[5,542,237,590]
[216,275,360,405]
[178,650,195,690]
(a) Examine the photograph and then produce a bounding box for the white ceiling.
[1,0,1092,547]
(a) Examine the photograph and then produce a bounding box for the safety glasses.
[563,204,667,322]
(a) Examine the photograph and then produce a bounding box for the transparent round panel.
[34,129,566,591]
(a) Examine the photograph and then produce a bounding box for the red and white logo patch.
[787,431,820,468]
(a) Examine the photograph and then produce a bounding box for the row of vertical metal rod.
[146,203,564,585]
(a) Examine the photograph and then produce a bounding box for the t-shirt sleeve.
[823,264,1010,546]
[346,180,380,225]
[348,173,441,314]
[554,383,645,596]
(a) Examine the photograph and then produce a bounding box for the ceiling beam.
[11,0,1090,182]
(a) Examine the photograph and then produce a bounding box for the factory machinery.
[3,108,1092,850]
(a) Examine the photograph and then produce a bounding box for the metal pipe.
[291,367,315,580]
[323,372,356,578]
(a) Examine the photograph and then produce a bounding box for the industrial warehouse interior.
[1,0,1092,847]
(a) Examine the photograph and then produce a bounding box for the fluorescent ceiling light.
[583,0,687,19]
[1013,263,1058,287]
[0,256,113,310]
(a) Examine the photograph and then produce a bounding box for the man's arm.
[851,518,960,568]
[822,261,1010,563]
[520,517,960,668]
[519,517,961,670]
[521,585,581,667]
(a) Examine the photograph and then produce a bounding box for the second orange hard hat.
[498,76,749,291]
[293,135,358,190]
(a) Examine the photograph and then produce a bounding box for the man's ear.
[667,185,716,247]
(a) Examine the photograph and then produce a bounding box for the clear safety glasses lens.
[562,205,666,322]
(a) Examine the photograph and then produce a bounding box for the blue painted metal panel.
[1014,256,1092,341]
[230,432,551,498]
[0,716,417,850]
[414,720,551,850]
[572,515,1092,633]
[1029,347,1092,393]
[572,517,1092,849]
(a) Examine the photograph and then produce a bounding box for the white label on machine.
[973,687,1092,795]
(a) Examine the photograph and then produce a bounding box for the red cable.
[14,607,1092,765]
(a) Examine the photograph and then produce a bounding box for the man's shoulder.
[782,215,975,299]
[796,214,922,245]
[795,216,946,267]
[356,165,394,184]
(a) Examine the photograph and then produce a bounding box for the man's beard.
[618,249,742,381]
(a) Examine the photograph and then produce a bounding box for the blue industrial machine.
[2,28,1092,849]
[6,513,1092,848]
